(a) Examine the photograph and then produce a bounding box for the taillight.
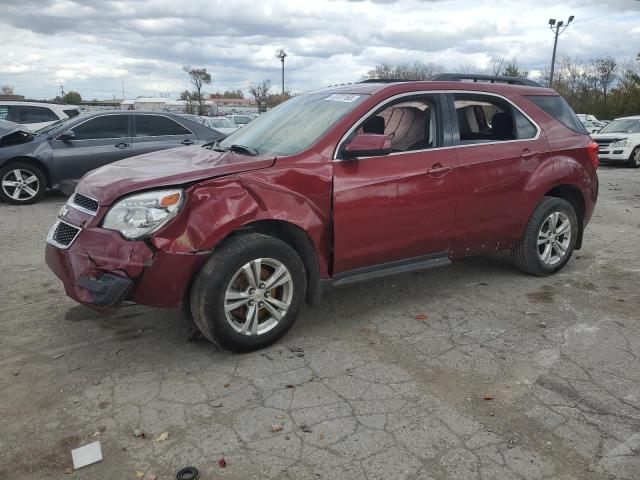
[587,141,599,169]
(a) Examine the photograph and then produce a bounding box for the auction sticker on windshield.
[324,94,361,103]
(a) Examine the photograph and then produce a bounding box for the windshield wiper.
[228,144,258,156]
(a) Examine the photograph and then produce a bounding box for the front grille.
[72,193,98,214]
[48,220,81,248]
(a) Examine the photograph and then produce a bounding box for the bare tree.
[594,57,618,105]
[183,65,212,115]
[249,80,271,113]
[1,85,15,95]
[179,90,197,114]
[365,62,442,80]
[489,57,505,76]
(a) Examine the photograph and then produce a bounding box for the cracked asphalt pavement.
[1,165,639,479]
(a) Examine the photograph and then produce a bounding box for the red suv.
[45,74,599,351]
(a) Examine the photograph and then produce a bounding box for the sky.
[1,0,639,101]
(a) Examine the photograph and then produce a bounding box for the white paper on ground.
[71,441,103,469]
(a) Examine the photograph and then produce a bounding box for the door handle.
[427,163,453,178]
[115,142,129,149]
[521,148,540,160]
[181,139,195,145]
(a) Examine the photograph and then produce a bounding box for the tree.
[594,57,618,105]
[249,80,271,113]
[489,57,505,76]
[1,85,15,95]
[222,90,244,99]
[364,62,442,80]
[183,65,212,115]
[179,90,197,114]
[267,91,291,109]
[62,91,82,104]
[502,60,529,79]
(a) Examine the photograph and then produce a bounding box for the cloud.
[0,0,638,99]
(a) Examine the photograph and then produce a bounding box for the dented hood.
[76,145,276,205]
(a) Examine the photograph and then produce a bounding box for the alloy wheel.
[1,168,40,202]
[224,258,294,336]
[537,211,571,266]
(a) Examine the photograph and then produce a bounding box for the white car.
[591,116,640,168]
[227,114,252,127]
[0,101,80,132]
[199,116,239,136]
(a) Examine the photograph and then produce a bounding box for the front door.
[50,113,132,182]
[131,114,199,155]
[332,93,458,273]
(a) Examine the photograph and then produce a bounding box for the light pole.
[276,49,287,97]
[548,15,574,87]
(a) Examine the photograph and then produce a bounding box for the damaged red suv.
[46,74,599,351]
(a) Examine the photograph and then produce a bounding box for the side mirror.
[343,133,392,159]
[60,130,75,141]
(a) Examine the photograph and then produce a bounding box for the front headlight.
[610,138,630,147]
[103,189,184,239]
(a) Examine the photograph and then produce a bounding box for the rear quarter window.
[525,95,587,134]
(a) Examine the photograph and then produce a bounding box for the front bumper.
[598,146,632,162]
[45,226,208,310]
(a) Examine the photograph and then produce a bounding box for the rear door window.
[63,109,80,118]
[134,115,191,137]
[71,115,129,140]
[14,106,59,123]
[0,106,9,121]
[525,95,587,134]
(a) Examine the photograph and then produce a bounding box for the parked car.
[591,115,640,168]
[198,116,239,136]
[581,120,601,134]
[227,114,252,127]
[0,101,80,132]
[0,111,224,204]
[45,74,599,351]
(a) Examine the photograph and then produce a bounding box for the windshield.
[210,118,237,128]
[35,116,75,135]
[232,115,251,124]
[219,93,367,156]
[599,119,640,134]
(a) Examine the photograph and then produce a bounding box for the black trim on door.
[325,252,450,288]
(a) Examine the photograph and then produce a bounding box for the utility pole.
[276,49,287,97]
[548,15,574,87]
[59,85,65,98]
[121,80,125,100]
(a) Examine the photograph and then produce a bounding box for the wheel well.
[228,220,322,306]
[4,157,52,187]
[544,184,585,249]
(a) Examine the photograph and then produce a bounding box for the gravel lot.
[1,165,639,480]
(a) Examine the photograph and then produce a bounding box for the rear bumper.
[45,227,208,310]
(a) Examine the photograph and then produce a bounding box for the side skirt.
[323,252,450,289]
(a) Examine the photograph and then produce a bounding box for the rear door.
[131,113,199,156]
[332,93,458,273]
[50,113,132,181]
[447,92,548,256]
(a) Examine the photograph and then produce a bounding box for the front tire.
[190,233,306,351]
[512,197,578,276]
[627,146,640,168]
[0,161,46,205]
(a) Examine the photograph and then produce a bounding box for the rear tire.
[512,197,578,276]
[190,233,306,351]
[0,161,46,205]
[627,146,640,168]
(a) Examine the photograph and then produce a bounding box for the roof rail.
[430,73,541,87]
[359,79,422,83]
